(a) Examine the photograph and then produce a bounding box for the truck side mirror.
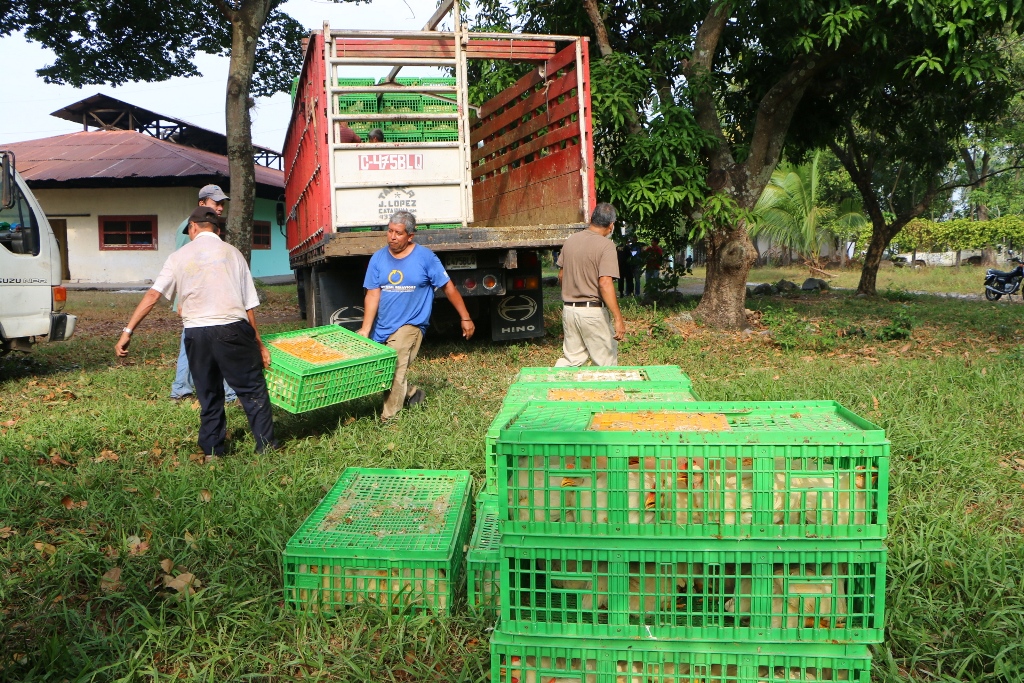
[276,201,285,226]
[1,152,13,210]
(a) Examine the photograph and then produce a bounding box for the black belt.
[564,301,604,307]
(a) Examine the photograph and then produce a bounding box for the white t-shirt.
[152,232,260,328]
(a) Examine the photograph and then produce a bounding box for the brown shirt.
[557,228,620,302]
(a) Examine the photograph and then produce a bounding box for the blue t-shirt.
[363,244,450,342]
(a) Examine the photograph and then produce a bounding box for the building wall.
[30,187,291,282]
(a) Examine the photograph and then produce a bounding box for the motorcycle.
[984,256,1023,301]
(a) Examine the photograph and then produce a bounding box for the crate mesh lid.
[263,326,395,373]
[513,366,690,385]
[503,381,699,408]
[289,468,471,555]
[468,499,501,557]
[501,401,884,441]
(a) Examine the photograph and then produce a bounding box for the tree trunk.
[856,222,892,295]
[695,225,756,328]
[955,249,962,268]
[224,1,271,264]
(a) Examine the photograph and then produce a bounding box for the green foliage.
[2,0,309,97]
[876,309,915,341]
[859,215,1024,253]
[752,151,868,263]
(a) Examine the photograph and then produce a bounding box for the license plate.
[445,254,476,270]
[358,153,424,171]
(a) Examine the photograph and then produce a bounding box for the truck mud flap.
[491,291,545,341]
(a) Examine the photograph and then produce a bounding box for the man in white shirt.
[115,207,277,457]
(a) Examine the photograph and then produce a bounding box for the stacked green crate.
[467,492,501,613]
[283,468,472,614]
[490,399,889,681]
[337,78,378,136]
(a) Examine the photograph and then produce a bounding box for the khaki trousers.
[382,324,424,419]
[555,305,618,367]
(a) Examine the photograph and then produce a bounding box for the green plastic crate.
[383,120,423,133]
[513,365,689,383]
[491,630,872,683]
[283,468,472,614]
[382,93,424,113]
[496,401,889,539]
[426,223,461,230]
[384,130,424,143]
[289,77,299,104]
[380,76,422,86]
[422,130,459,142]
[467,493,501,614]
[500,536,885,643]
[482,381,701,495]
[338,78,377,87]
[263,326,396,413]
[422,96,457,113]
[420,77,456,86]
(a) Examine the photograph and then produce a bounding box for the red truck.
[283,14,595,340]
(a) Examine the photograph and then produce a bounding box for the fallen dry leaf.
[163,571,200,595]
[100,567,123,593]
[127,535,149,556]
[61,496,88,510]
[94,449,119,463]
[47,452,73,468]
[188,453,205,464]
[0,526,18,539]
[872,396,880,411]
[199,489,212,504]
[160,558,174,574]
[899,343,911,354]
[184,531,197,549]
[448,353,467,361]
[344,416,356,426]
[1,419,17,428]
[987,348,999,353]
[34,541,57,556]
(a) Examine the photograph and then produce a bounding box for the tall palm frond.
[752,152,868,264]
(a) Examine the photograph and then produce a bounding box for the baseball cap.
[186,206,224,231]
[198,184,229,202]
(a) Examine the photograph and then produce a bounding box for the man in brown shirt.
[555,203,626,366]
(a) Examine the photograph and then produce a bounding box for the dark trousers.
[184,320,276,455]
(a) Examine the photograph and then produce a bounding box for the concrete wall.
[31,187,291,283]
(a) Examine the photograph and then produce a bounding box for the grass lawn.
[2,284,1023,682]
[686,264,1000,297]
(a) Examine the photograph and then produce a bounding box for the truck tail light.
[519,251,539,268]
[52,286,67,311]
[463,277,477,290]
[513,276,540,290]
[482,274,498,290]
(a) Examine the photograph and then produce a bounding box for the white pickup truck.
[0,150,76,354]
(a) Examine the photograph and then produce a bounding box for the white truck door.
[0,172,55,339]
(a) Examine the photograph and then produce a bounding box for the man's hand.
[259,343,271,369]
[114,332,131,357]
[613,317,626,341]
[356,326,371,338]
[460,319,476,340]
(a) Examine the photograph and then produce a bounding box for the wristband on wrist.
[122,327,133,336]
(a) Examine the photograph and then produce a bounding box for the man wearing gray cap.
[170,184,238,402]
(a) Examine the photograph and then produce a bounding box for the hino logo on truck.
[0,278,46,284]
[498,295,538,322]
[501,324,536,334]
[378,187,417,221]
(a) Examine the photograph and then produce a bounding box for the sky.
[0,0,447,151]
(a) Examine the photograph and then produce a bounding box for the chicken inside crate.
[490,632,871,682]
[499,539,886,643]
[270,336,350,364]
[496,401,888,539]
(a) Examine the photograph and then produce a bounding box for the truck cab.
[0,150,76,354]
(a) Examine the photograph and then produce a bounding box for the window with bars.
[99,216,158,250]
[252,220,272,249]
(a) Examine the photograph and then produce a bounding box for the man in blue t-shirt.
[357,211,475,420]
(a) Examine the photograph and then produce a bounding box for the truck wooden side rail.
[283,7,595,340]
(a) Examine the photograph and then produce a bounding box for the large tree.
[475,0,1024,323]
[1,0,309,262]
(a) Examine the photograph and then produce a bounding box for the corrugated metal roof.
[5,130,283,189]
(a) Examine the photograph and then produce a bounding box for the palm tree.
[752,151,868,266]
